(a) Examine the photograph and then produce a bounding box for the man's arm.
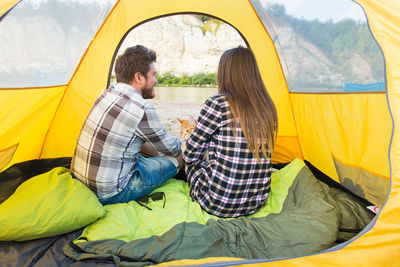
[140,134,184,169]
[137,105,182,157]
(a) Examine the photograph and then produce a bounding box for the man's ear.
[133,72,142,83]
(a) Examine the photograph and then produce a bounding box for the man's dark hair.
[115,45,157,84]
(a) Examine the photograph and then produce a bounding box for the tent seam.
[248,0,304,160]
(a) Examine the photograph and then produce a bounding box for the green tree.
[267,3,384,82]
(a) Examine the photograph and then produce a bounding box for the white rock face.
[118,15,246,75]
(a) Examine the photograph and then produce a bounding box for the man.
[71,45,183,205]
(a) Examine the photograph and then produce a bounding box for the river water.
[152,86,217,103]
[148,86,217,140]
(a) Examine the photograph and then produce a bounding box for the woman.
[183,46,278,218]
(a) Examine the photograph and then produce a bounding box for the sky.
[28,0,366,23]
[260,0,366,22]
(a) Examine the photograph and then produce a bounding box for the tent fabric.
[289,92,391,181]
[0,0,19,18]
[0,86,66,170]
[0,0,399,265]
[343,82,385,92]
[265,0,400,265]
[0,143,18,171]
[333,156,389,207]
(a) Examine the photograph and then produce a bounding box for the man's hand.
[140,142,159,156]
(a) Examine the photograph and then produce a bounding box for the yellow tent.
[0,0,398,266]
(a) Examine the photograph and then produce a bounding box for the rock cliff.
[118,15,246,75]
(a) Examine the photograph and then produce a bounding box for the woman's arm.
[183,96,222,164]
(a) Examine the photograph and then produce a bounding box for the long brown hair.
[217,46,278,159]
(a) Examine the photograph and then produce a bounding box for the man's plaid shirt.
[71,83,181,199]
[183,94,272,218]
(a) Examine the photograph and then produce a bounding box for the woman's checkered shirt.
[183,94,272,218]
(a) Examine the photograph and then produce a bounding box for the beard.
[141,85,155,99]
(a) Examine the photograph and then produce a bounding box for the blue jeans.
[100,155,178,205]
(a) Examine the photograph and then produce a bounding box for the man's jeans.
[99,155,178,205]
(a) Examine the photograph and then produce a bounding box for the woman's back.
[183,94,273,218]
[183,46,277,218]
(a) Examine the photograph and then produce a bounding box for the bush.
[156,72,216,87]
[110,72,217,87]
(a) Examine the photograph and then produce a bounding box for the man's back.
[71,83,149,199]
[71,45,183,205]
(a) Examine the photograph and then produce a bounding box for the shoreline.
[148,99,204,141]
